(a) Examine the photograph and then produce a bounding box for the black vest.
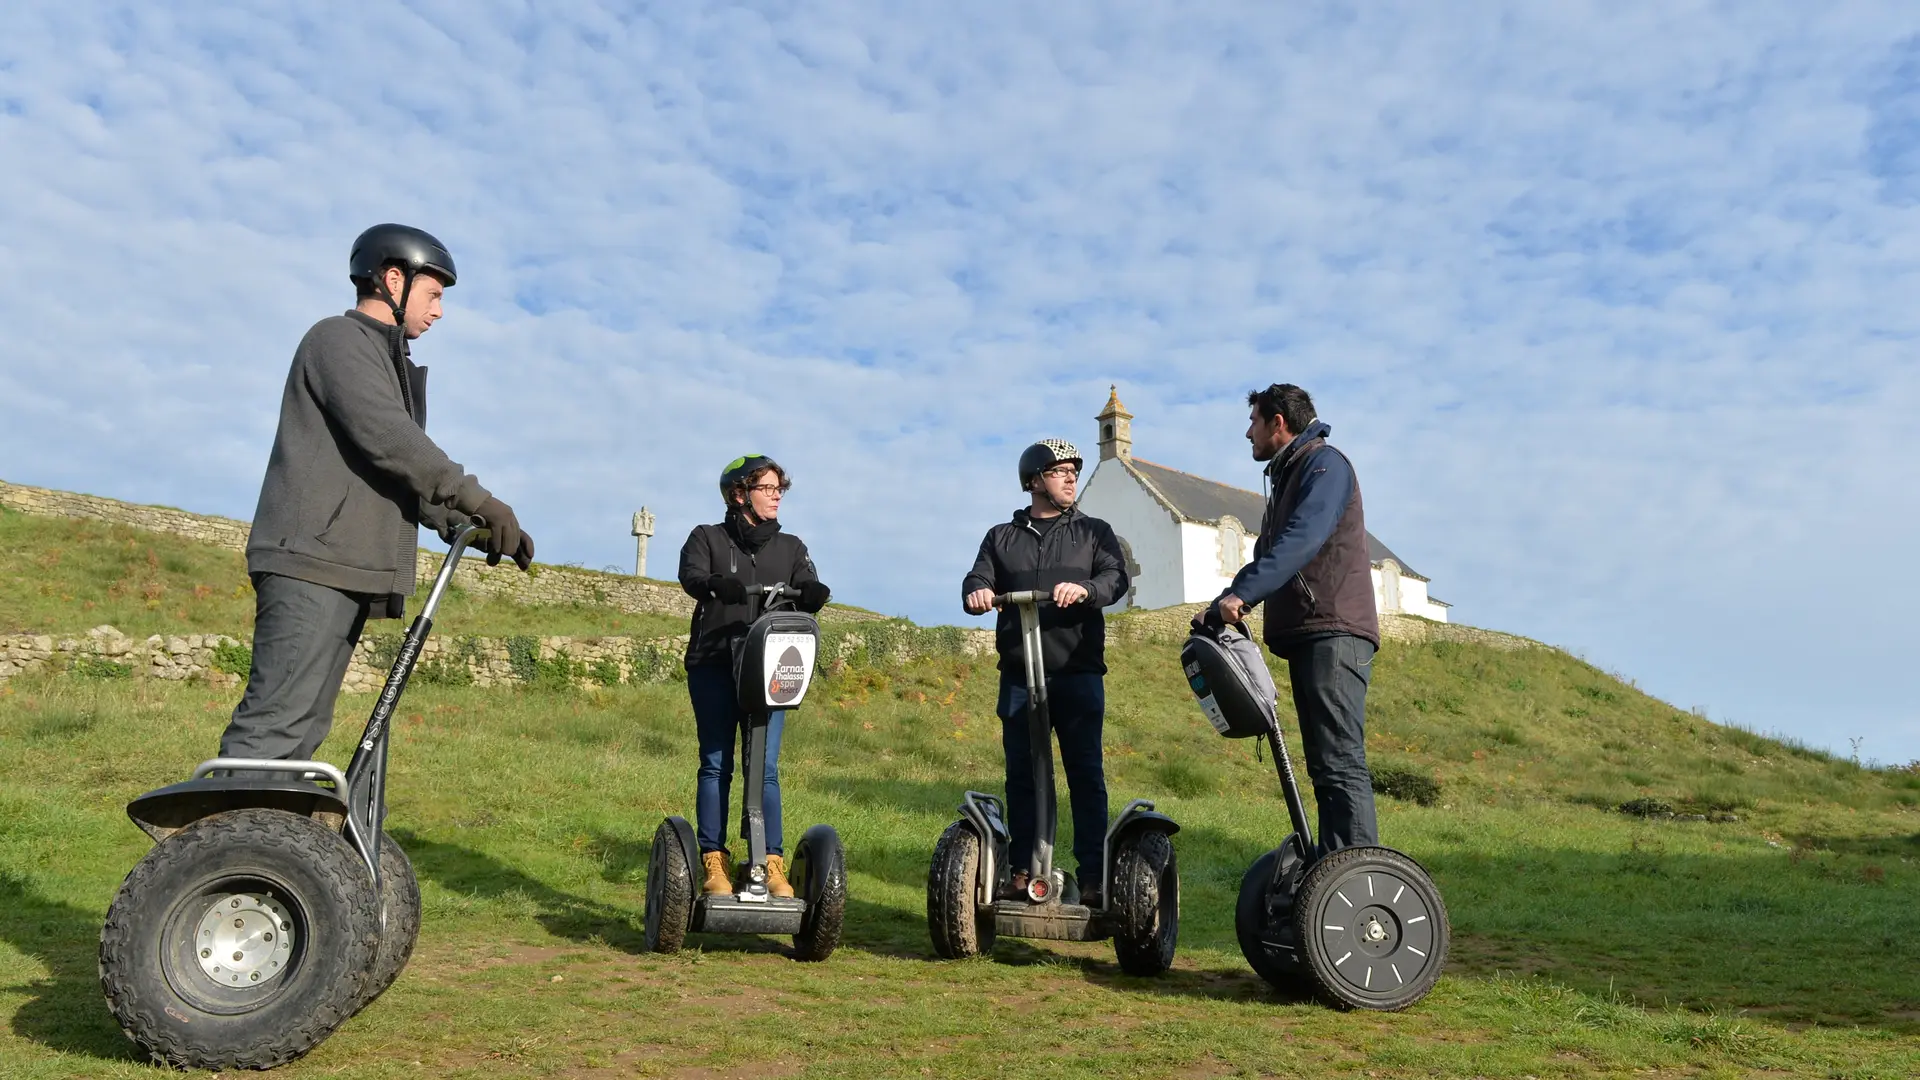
[1258,438,1380,649]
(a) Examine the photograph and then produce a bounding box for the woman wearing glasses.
[677,454,832,899]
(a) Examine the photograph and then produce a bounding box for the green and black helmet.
[719,454,789,505]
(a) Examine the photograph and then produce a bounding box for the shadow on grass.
[395,810,1919,1031]
[0,872,140,1063]
[393,827,650,953]
[395,828,933,962]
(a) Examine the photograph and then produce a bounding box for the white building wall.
[1399,575,1450,622]
[1077,462,1184,612]
[1371,561,1450,623]
[1180,521,1243,603]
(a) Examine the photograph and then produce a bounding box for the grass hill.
[1,502,1916,1078]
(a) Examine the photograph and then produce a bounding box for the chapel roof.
[1122,456,1425,580]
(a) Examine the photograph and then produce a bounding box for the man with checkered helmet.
[962,439,1131,907]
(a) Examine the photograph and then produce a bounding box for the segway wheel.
[1236,835,1311,991]
[644,820,694,954]
[926,821,995,959]
[350,833,422,1014]
[791,824,846,962]
[1294,846,1450,1011]
[1109,829,1179,976]
[98,808,378,1071]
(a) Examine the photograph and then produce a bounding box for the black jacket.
[678,517,823,669]
[961,507,1130,676]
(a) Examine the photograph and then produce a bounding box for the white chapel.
[1076,388,1450,621]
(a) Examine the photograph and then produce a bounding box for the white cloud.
[2,2,1917,760]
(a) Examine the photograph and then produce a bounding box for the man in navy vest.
[1203,383,1381,854]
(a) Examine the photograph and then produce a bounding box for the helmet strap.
[372,267,417,411]
[373,266,416,336]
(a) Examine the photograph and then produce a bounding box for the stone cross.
[631,508,656,577]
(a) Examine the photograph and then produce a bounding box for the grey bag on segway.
[1182,623,1279,738]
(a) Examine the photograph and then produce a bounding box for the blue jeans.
[1277,634,1378,854]
[687,663,785,857]
[998,671,1109,876]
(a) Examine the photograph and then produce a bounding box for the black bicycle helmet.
[349,224,457,287]
[1017,439,1082,491]
[718,454,787,505]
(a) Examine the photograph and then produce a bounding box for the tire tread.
[926,822,991,959]
[99,808,377,1070]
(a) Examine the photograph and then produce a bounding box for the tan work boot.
[765,853,796,899]
[701,851,732,896]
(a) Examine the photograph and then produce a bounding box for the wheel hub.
[194,893,294,987]
[1317,870,1434,994]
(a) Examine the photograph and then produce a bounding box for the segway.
[1182,617,1450,1010]
[98,522,486,1070]
[926,590,1179,975]
[644,583,847,961]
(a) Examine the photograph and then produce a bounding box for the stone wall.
[1,626,248,686]
[3,607,1539,692]
[2,621,995,691]
[0,480,252,550]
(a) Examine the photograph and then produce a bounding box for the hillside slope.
[2,501,1917,1075]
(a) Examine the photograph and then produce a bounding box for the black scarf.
[725,509,782,553]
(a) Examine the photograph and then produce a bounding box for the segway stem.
[1266,727,1315,852]
[740,713,772,895]
[995,591,1059,896]
[734,582,803,899]
[341,520,488,882]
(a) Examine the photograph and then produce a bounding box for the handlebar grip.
[993,590,1051,607]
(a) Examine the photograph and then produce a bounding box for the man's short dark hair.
[1247,383,1316,435]
[353,260,399,301]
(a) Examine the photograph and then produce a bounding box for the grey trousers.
[218,573,374,761]
[1277,633,1379,853]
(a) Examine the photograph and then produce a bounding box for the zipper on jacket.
[1293,571,1318,611]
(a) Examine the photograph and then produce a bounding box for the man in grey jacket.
[219,224,535,763]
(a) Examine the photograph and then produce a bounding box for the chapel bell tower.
[1096,385,1133,461]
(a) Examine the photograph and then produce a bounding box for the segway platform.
[992,900,1097,941]
[694,895,809,935]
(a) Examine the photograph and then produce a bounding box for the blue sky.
[2,2,1916,762]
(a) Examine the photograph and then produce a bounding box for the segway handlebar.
[419,519,489,620]
[992,590,1054,607]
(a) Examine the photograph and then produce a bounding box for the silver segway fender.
[958,791,1010,905]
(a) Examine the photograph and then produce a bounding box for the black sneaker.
[1078,876,1103,910]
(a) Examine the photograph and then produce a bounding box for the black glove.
[475,496,535,571]
[797,580,831,613]
[707,574,748,604]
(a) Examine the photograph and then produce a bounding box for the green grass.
[0,505,689,641]
[3,628,1917,1078]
